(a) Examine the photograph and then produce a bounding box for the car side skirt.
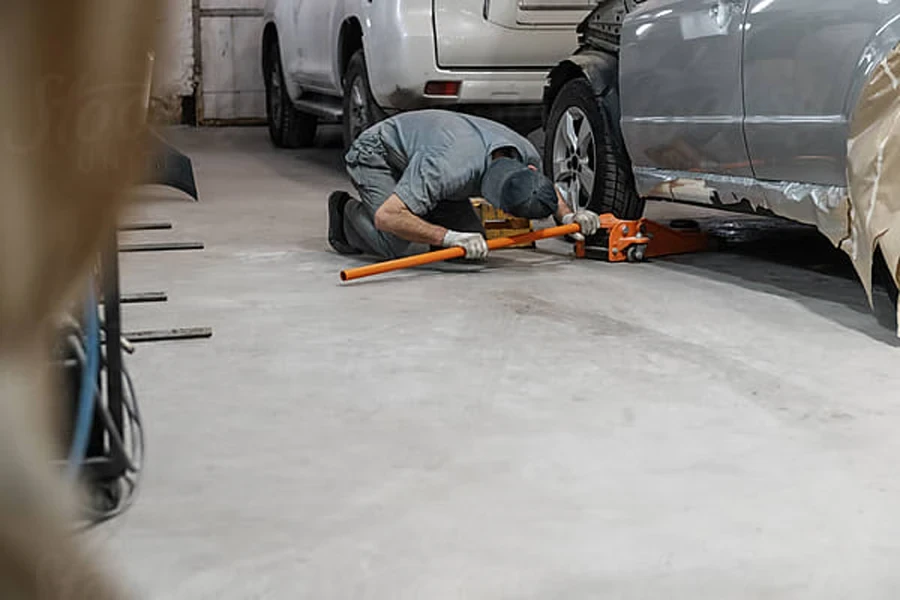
[633,167,850,249]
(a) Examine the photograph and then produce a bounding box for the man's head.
[481,156,559,219]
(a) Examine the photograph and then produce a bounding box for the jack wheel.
[626,245,646,263]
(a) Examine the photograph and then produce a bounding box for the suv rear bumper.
[366,31,550,110]
[373,67,550,110]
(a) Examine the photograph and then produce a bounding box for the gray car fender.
[543,49,628,159]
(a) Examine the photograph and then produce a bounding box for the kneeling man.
[328,110,599,261]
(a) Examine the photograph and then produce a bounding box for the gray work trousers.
[343,138,486,259]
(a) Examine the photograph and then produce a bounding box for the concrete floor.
[102,126,900,599]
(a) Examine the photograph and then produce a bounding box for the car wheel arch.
[262,24,301,102]
[262,23,279,80]
[545,49,631,162]
[338,17,364,86]
[544,50,619,126]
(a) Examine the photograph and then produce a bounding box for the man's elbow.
[373,206,391,232]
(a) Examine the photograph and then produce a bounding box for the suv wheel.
[544,77,644,219]
[266,40,317,148]
[342,50,385,152]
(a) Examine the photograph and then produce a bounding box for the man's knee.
[343,196,369,223]
[342,198,417,259]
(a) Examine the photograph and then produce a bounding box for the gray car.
[543,0,900,320]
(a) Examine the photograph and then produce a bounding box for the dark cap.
[481,157,558,219]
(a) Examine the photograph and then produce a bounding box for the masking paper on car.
[844,42,900,329]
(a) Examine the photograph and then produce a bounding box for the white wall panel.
[199,9,265,121]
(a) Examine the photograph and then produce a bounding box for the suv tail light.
[424,81,461,97]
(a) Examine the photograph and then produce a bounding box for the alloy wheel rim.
[349,76,368,139]
[551,106,597,211]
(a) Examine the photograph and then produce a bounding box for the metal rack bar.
[119,241,204,253]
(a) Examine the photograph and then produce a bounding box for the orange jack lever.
[340,223,581,282]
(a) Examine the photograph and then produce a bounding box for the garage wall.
[199,0,267,122]
[153,0,267,124]
[153,0,196,121]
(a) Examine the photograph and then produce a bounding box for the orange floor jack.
[339,215,711,282]
[575,214,710,263]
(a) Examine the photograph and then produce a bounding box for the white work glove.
[442,230,489,260]
[562,210,601,241]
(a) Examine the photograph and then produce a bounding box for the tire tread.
[342,50,386,153]
[266,41,317,149]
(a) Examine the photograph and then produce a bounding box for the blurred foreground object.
[0,1,161,597]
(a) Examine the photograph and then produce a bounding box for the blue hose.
[66,284,100,481]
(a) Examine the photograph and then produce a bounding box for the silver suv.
[262,0,596,150]
[543,0,900,321]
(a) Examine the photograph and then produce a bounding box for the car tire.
[544,77,644,219]
[266,40,317,148]
[342,50,385,153]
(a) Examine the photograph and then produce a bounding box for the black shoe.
[328,191,362,255]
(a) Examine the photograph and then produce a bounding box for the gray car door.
[620,0,751,178]
[742,0,899,187]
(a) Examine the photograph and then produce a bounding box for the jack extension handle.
[340,222,581,282]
